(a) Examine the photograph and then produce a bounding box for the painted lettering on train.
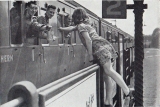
[86,94,94,107]
[1,55,13,63]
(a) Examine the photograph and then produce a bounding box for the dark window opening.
[57,12,76,45]
[106,31,111,42]
[10,1,22,44]
[111,31,116,43]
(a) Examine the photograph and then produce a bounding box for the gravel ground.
[143,48,160,107]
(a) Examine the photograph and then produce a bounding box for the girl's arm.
[80,31,93,61]
[59,26,77,32]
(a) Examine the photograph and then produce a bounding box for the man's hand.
[41,25,52,31]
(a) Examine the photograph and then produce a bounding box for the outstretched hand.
[41,25,52,31]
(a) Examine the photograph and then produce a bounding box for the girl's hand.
[58,27,63,31]
[89,54,94,62]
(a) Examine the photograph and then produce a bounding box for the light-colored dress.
[77,23,118,65]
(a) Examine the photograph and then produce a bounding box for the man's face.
[46,8,56,19]
[28,4,38,16]
[67,16,72,26]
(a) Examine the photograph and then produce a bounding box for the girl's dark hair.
[72,7,89,25]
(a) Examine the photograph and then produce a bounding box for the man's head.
[64,14,72,27]
[26,1,38,16]
[46,5,56,19]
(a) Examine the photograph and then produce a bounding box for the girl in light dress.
[59,7,133,107]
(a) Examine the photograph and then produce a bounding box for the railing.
[1,97,24,107]
[123,47,135,85]
[39,64,99,107]
[0,64,100,107]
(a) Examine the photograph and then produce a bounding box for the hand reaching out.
[41,25,52,31]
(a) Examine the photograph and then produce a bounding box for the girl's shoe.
[125,88,135,107]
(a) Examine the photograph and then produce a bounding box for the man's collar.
[45,13,49,20]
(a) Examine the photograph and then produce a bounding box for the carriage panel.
[0,2,10,46]
[0,47,25,104]
[25,46,41,88]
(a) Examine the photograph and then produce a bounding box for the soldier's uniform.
[24,9,45,45]
[37,14,50,44]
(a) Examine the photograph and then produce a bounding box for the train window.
[9,1,22,45]
[102,25,105,39]
[115,33,118,43]
[10,1,45,45]
[111,31,116,43]
[37,3,58,45]
[57,12,64,44]
[106,31,111,42]
[93,21,98,32]
[24,1,43,45]
[57,11,76,45]
[64,14,75,44]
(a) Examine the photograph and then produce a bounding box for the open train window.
[9,1,22,45]
[115,33,118,43]
[93,21,98,32]
[9,1,43,46]
[57,9,76,45]
[106,31,111,42]
[111,31,116,43]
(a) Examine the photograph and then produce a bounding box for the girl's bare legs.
[102,59,130,96]
[103,74,116,105]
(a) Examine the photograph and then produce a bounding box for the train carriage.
[0,1,135,107]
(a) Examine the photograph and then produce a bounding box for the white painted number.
[107,1,121,15]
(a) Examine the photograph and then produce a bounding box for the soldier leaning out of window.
[24,1,52,45]
[37,5,56,44]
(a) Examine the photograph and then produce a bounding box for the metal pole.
[133,0,146,106]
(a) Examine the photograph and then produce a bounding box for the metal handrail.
[37,64,98,92]
[0,64,99,107]
[40,66,99,96]
[39,65,99,107]
[1,97,24,107]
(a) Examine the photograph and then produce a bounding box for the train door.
[118,32,125,106]
[0,1,26,104]
[101,23,107,39]
[37,1,71,86]
[19,1,42,87]
[70,7,88,72]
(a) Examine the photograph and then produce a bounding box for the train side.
[0,1,134,105]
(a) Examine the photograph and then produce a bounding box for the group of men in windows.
[10,1,57,45]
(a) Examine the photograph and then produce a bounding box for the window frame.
[9,1,24,47]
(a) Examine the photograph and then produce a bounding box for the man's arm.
[37,16,45,24]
